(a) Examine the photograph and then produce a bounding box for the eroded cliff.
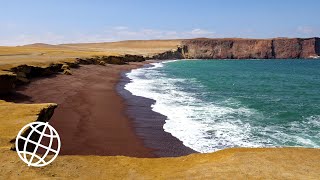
[0,100,57,149]
[154,37,320,60]
[0,54,145,94]
[183,37,320,59]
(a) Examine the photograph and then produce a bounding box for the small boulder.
[16,71,27,78]
[63,69,72,75]
[17,77,30,83]
[16,71,30,84]
[99,61,106,66]
[61,64,70,70]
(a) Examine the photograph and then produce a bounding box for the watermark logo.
[15,122,61,167]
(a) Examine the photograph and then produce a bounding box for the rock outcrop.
[63,69,72,75]
[150,46,186,60]
[0,74,16,94]
[123,54,145,62]
[11,103,57,151]
[77,54,145,65]
[180,37,320,59]
[0,54,145,94]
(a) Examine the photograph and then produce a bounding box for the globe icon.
[15,122,61,167]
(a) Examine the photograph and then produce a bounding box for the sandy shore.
[3,61,195,157]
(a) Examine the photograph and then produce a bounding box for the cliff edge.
[182,37,320,59]
[151,37,320,60]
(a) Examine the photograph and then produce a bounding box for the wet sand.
[3,61,196,157]
[118,71,196,156]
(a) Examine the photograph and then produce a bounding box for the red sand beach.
[3,61,196,157]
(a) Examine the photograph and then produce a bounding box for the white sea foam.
[125,61,263,152]
[125,61,320,152]
[305,115,320,127]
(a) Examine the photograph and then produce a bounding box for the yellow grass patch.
[0,100,56,148]
[0,40,181,75]
[0,147,319,179]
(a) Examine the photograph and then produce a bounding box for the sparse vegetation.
[0,40,181,75]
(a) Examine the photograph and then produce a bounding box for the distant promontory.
[152,37,320,59]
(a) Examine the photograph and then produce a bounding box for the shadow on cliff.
[0,92,33,103]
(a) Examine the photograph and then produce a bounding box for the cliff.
[0,54,145,94]
[1,147,319,179]
[151,37,320,60]
[181,37,320,59]
[150,46,186,60]
[0,100,57,149]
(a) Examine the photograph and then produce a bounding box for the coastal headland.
[0,38,320,179]
[153,37,320,59]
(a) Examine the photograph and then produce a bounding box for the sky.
[0,0,319,45]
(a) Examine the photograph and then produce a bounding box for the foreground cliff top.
[1,146,319,179]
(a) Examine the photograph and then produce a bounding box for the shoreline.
[2,60,195,157]
[117,64,197,157]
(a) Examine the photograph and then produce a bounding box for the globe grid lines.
[28,123,48,166]
[15,122,61,167]
[17,136,58,154]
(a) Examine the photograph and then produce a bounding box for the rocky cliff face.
[150,46,185,60]
[181,37,320,59]
[0,74,16,94]
[0,54,145,94]
[11,103,57,151]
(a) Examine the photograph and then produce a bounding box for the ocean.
[125,59,320,153]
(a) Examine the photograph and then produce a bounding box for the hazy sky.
[1,0,319,45]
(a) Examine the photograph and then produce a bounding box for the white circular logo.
[15,122,61,167]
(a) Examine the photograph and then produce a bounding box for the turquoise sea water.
[125,60,320,152]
